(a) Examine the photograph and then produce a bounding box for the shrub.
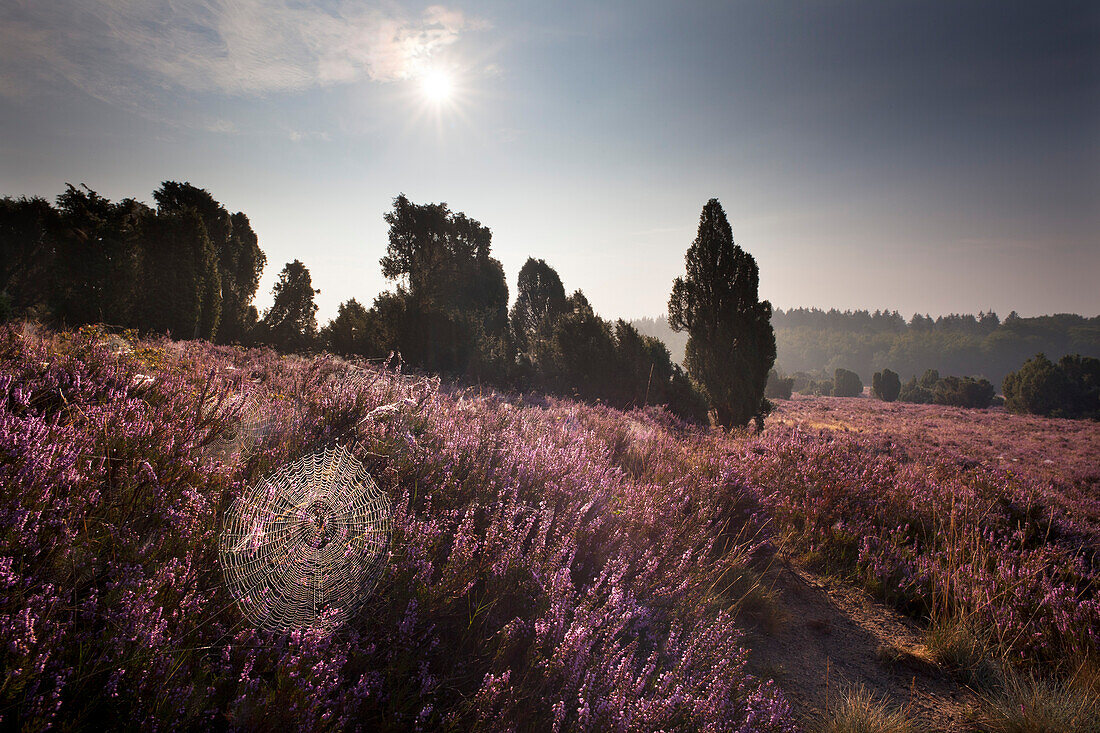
[765,369,794,400]
[817,686,919,733]
[1003,353,1100,420]
[832,368,863,397]
[871,369,900,402]
[898,377,934,404]
[932,375,995,408]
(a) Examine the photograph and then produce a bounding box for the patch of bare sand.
[746,561,977,731]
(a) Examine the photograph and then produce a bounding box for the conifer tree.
[260,260,319,351]
[668,199,775,428]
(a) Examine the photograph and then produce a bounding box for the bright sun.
[421,71,452,103]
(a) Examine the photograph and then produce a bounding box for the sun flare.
[421,70,452,103]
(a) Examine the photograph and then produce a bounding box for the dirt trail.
[746,561,977,731]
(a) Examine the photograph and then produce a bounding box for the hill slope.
[2,324,1098,730]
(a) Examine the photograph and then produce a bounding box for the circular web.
[219,445,391,634]
[212,389,275,458]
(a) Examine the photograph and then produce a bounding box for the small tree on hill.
[833,368,863,397]
[668,198,775,429]
[322,298,370,356]
[1003,353,1100,419]
[260,260,319,351]
[511,257,568,362]
[379,194,510,376]
[872,369,901,401]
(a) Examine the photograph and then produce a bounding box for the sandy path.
[746,561,978,730]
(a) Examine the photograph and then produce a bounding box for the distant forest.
[633,309,1100,391]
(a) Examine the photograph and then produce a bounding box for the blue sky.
[1,0,1097,322]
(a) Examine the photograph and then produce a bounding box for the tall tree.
[511,257,568,360]
[260,260,319,351]
[322,298,370,356]
[153,182,265,343]
[52,185,146,328]
[378,194,509,375]
[138,207,220,339]
[222,211,266,342]
[668,198,776,429]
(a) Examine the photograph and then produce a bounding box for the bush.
[791,374,833,396]
[933,375,995,408]
[1003,353,1100,419]
[871,368,900,402]
[899,377,934,404]
[832,368,863,397]
[765,369,794,400]
[899,372,995,408]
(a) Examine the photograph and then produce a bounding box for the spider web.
[219,445,391,634]
[212,389,276,458]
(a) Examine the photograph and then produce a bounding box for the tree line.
[1,183,265,344]
[1,187,777,429]
[635,308,1100,391]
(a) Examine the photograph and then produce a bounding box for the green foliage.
[1003,353,1100,419]
[510,257,568,363]
[832,368,863,397]
[668,199,776,428]
[769,308,1099,389]
[139,208,221,340]
[933,375,995,408]
[765,369,794,400]
[0,184,266,342]
[898,370,995,408]
[153,182,265,344]
[259,260,319,352]
[51,185,146,328]
[0,196,58,316]
[871,368,901,401]
[546,290,618,399]
[374,194,510,377]
[790,372,833,396]
[899,377,933,403]
[919,368,941,389]
[322,298,371,356]
[508,259,708,422]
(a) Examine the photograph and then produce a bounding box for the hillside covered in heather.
[3,324,1100,731]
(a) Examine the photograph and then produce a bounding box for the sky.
[1,0,1097,323]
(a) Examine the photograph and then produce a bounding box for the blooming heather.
[0,325,795,730]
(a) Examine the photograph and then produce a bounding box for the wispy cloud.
[0,0,480,109]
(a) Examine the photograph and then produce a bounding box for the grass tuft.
[815,685,920,733]
[924,613,999,688]
[972,669,1100,733]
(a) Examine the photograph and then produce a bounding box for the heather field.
[3,324,1099,731]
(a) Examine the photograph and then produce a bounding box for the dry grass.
[924,613,999,688]
[971,669,1100,733]
[814,685,920,733]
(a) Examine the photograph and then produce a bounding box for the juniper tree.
[260,260,319,351]
[511,257,568,364]
[154,182,265,343]
[872,368,901,401]
[378,194,509,376]
[668,199,776,429]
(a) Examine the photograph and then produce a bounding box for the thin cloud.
[0,0,479,108]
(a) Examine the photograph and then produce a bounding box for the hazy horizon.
[3,0,1097,323]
